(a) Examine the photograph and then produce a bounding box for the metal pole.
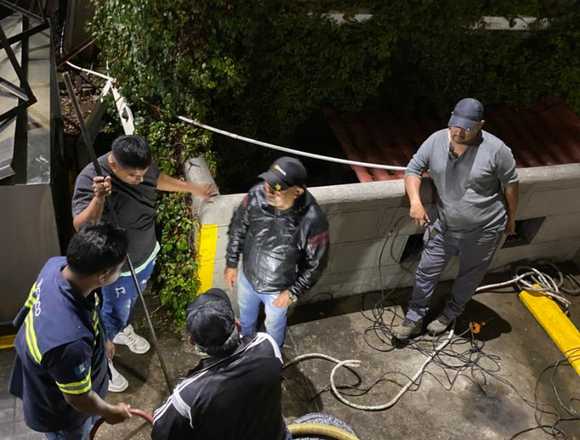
[57,38,96,67]
[63,72,174,393]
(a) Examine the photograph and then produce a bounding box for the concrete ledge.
[188,163,580,304]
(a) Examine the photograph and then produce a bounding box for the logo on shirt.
[25,279,44,309]
[75,361,90,377]
[33,300,42,317]
[34,279,43,295]
[115,286,126,298]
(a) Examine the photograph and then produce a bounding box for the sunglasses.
[264,182,290,194]
[450,125,478,133]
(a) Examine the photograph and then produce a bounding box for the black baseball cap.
[448,98,484,130]
[186,288,235,349]
[259,157,307,191]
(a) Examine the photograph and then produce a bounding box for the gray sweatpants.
[406,221,503,323]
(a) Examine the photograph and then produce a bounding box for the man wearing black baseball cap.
[395,98,519,340]
[224,157,329,348]
[152,288,289,440]
[258,156,308,192]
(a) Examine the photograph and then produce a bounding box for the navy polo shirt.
[12,257,109,433]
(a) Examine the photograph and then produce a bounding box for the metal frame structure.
[0,0,51,132]
[1,0,64,329]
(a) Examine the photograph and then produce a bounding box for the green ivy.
[146,121,216,327]
[90,0,578,327]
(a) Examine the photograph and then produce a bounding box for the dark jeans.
[407,221,503,322]
[44,416,97,440]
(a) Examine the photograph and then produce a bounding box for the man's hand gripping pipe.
[63,72,174,393]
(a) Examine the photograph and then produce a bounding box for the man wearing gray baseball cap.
[395,98,519,340]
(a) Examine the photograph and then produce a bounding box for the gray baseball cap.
[448,98,484,130]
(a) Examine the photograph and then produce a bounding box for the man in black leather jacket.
[224,157,329,347]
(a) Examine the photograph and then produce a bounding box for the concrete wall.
[190,163,580,305]
[0,184,61,322]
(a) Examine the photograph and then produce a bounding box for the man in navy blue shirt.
[11,224,133,439]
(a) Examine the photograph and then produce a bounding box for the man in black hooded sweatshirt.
[151,288,290,440]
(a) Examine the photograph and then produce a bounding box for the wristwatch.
[288,292,298,304]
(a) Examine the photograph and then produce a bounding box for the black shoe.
[393,318,423,340]
[426,315,453,335]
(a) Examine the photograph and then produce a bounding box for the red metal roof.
[326,98,580,182]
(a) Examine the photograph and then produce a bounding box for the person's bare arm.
[73,176,111,231]
[405,133,436,227]
[504,182,519,235]
[64,391,131,425]
[495,144,519,235]
[405,175,430,226]
[224,267,238,289]
[156,173,216,199]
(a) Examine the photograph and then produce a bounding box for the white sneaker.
[108,360,128,393]
[113,324,151,354]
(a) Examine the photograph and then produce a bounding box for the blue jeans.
[238,271,288,348]
[44,416,96,440]
[101,258,156,340]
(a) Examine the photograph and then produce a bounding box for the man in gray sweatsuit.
[395,98,519,339]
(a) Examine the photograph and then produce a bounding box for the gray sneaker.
[393,318,423,340]
[108,360,128,393]
[426,315,453,335]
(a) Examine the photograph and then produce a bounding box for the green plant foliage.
[146,120,216,327]
[90,0,578,326]
[374,1,580,113]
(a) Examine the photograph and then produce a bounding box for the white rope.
[178,116,407,172]
[64,62,408,172]
[66,61,113,81]
[284,328,454,411]
[66,61,135,135]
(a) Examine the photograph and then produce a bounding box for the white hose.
[284,328,454,411]
[476,266,571,308]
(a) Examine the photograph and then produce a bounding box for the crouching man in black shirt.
[152,288,290,440]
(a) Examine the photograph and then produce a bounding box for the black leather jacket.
[226,184,329,297]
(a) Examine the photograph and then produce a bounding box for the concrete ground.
[1,269,579,439]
